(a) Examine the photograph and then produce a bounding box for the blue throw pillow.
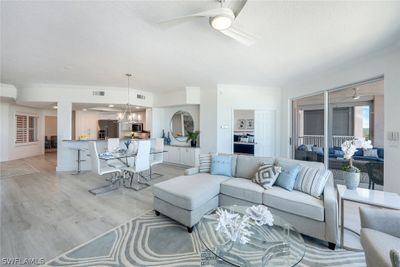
[354,148,363,156]
[275,162,301,191]
[211,155,232,177]
[334,150,344,157]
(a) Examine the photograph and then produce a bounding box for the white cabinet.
[164,145,200,166]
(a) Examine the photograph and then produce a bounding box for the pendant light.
[117,74,136,123]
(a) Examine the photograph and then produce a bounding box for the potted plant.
[186,131,200,147]
[341,138,372,189]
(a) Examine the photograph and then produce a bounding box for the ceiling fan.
[159,0,256,46]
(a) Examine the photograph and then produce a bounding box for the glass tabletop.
[98,149,166,160]
[197,205,305,267]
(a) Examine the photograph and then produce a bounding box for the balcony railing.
[298,135,356,147]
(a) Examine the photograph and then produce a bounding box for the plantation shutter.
[16,115,28,143]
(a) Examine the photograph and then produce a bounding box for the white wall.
[45,116,57,137]
[374,95,384,148]
[234,110,255,131]
[0,102,10,161]
[0,83,17,99]
[153,87,200,107]
[17,83,154,107]
[199,87,218,154]
[151,105,200,146]
[6,104,45,161]
[217,84,281,155]
[280,45,400,193]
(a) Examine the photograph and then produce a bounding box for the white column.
[0,102,10,162]
[56,101,73,171]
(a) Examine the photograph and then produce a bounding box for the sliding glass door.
[292,78,384,190]
[292,92,326,163]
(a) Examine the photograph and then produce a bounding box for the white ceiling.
[1,1,400,92]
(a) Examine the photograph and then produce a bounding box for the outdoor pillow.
[275,162,301,191]
[252,164,282,189]
[364,149,378,158]
[294,166,330,198]
[211,155,232,177]
[312,146,324,155]
[298,144,307,151]
[354,148,363,156]
[334,150,344,157]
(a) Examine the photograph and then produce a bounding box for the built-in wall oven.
[132,123,143,132]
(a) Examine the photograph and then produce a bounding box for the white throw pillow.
[294,166,330,198]
[199,153,212,173]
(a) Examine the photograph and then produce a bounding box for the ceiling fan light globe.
[210,15,233,30]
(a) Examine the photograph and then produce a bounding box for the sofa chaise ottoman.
[152,172,231,232]
[152,155,338,249]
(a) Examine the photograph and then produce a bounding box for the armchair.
[359,207,400,267]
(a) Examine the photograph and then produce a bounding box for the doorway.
[291,77,384,190]
[233,109,276,157]
[45,116,57,156]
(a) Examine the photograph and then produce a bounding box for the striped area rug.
[45,212,366,266]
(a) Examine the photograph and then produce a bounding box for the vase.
[343,171,360,190]
[166,132,171,145]
[190,140,197,147]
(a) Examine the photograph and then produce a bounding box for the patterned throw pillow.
[252,164,281,189]
[294,166,330,198]
[199,153,212,173]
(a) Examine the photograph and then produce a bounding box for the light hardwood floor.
[0,152,185,264]
[1,153,365,265]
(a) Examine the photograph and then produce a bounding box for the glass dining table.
[90,149,166,194]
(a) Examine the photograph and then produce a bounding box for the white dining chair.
[88,141,122,195]
[122,140,151,190]
[106,138,126,169]
[149,138,164,179]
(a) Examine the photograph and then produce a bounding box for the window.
[15,114,38,144]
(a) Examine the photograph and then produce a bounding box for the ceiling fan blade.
[158,8,224,24]
[227,0,247,17]
[220,27,256,46]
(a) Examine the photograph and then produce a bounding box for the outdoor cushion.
[377,148,384,159]
[236,155,274,179]
[221,178,265,204]
[361,228,400,267]
[152,173,231,210]
[353,156,380,161]
[354,148,363,156]
[262,186,325,221]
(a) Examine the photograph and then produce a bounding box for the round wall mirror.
[170,111,194,141]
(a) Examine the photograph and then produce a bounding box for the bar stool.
[70,147,87,175]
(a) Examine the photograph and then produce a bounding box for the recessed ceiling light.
[82,108,87,111]
[53,106,58,109]
[108,104,114,108]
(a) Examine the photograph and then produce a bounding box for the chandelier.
[117,74,137,123]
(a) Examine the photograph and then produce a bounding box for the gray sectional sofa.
[152,155,338,249]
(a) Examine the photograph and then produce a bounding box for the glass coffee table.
[197,205,305,267]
